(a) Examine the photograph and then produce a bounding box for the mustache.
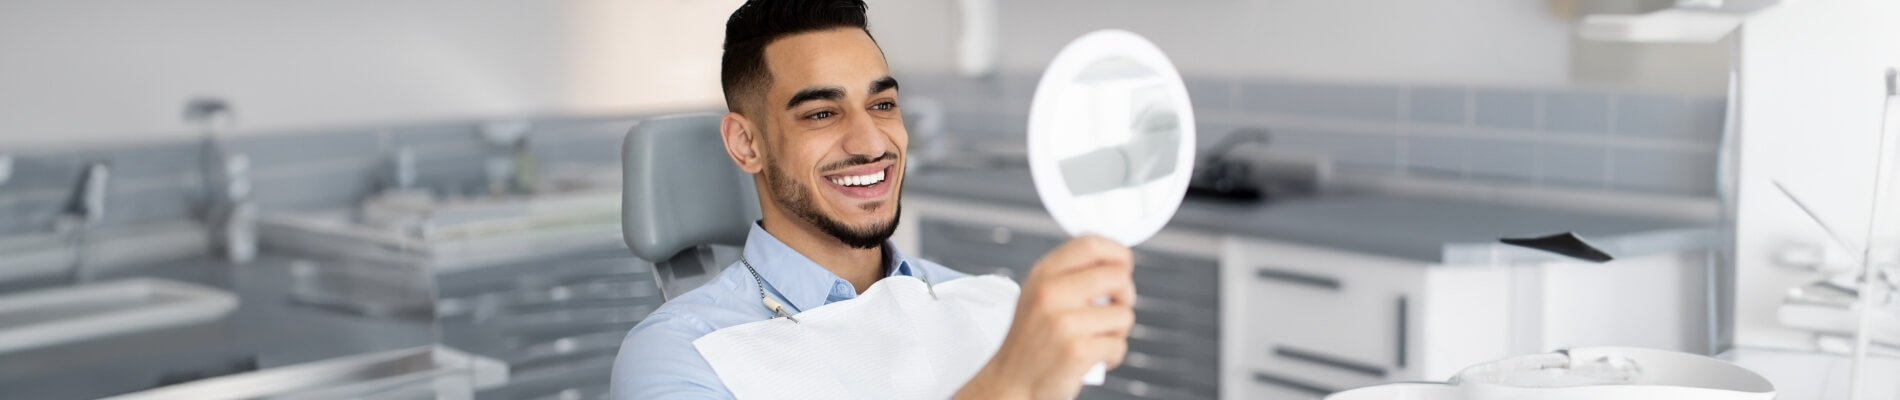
[818,152,897,172]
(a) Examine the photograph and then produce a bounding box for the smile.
[827,169,886,187]
[820,163,895,201]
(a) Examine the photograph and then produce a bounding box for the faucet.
[185,98,256,264]
[59,162,109,282]
[479,120,536,196]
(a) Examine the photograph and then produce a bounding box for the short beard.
[763,159,899,250]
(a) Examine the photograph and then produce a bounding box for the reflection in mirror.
[1057,57,1181,196]
[1028,30,1195,247]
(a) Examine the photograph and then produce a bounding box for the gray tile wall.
[0,116,643,235]
[903,71,1724,198]
[0,73,1725,235]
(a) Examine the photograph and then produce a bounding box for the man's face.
[754,28,906,249]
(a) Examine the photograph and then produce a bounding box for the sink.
[0,221,210,285]
[102,344,508,400]
[0,278,238,354]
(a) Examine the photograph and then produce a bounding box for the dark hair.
[721,0,873,114]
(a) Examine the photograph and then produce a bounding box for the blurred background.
[0,0,1896,399]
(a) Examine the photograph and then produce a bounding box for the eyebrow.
[782,76,901,111]
[785,86,845,110]
[869,76,899,95]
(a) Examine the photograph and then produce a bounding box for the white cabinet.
[906,195,1711,400]
[1220,237,1452,400]
[1220,236,1712,400]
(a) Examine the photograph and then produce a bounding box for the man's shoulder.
[627,264,773,342]
[612,264,763,399]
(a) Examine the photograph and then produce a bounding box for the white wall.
[1000,0,1576,87]
[0,0,1724,150]
[870,0,1732,93]
[0,1,568,149]
[0,0,743,150]
[563,0,741,116]
[1730,0,1900,350]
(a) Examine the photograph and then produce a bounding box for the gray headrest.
[621,114,761,263]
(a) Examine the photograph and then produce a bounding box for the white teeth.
[830,170,886,187]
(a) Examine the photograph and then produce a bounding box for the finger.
[1033,236,1133,278]
[1056,305,1136,338]
[1050,261,1137,308]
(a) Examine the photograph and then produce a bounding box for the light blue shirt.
[610,223,969,399]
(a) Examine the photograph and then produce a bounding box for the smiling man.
[610,1,1137,399]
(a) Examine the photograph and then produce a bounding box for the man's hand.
[956,235,1137,400]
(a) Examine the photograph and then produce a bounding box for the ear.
[721,111,765,174]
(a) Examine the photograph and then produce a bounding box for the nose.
[839,111,891,158]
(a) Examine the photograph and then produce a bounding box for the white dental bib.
[692,275,1019,399]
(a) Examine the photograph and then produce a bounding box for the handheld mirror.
[1028,30,1196,247]
[1027,29,1194,386]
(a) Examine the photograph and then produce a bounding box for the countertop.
[904,167,1715,263]
[0,241,658,400]
[0,253,436,400]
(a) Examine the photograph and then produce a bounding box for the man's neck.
[759,216,885,294]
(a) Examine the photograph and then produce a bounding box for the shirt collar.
[741,221,921,313]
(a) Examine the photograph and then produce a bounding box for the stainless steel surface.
[0,254,436,400]
[0,278,237,355]
[103,344,507,400]
[434,249,664,400]
[257,200,650,400]
[0,221,211,285]
[258,188,624,273]
[289,260,436,319]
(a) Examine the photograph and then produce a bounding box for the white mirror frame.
[1026,29,1196,246]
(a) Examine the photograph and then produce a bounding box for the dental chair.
[621,114,763,300]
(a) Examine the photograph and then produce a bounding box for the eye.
[871,101,897,111]
[806,110,835,120]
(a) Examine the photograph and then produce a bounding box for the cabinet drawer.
[1223,237,1424,399]
[1247,343,1391,396]
[1236,369,1338,400]
[1242,269,1410,374]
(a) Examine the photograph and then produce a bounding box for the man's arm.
[611,313,735,400]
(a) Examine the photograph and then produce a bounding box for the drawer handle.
[1254,267,1341,291]
[1252,370,1336,396]
[1274,346,1387,378]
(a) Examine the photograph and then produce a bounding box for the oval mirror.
[1027,30,1196,246]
